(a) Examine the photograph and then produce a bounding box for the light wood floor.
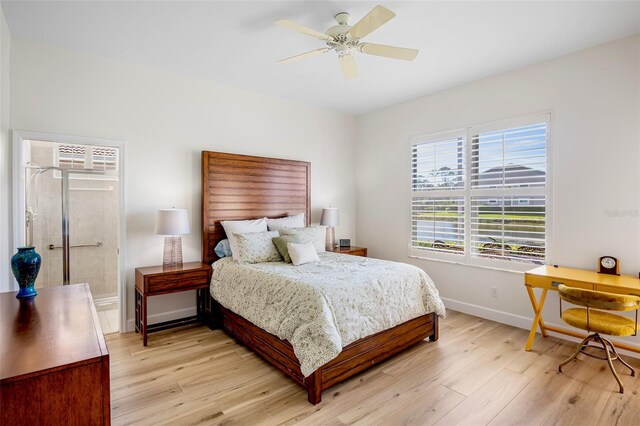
[97,307,119,335]
[106,310,640,425]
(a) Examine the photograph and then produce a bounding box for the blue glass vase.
[11,246,41,299]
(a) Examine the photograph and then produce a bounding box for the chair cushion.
[561,308,637,336]
[558,285,640,311]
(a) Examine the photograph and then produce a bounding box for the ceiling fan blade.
[275,19,332,41]
[347,5,396,40]
[358,43,418,61]
[339,54,358,80]
[278,48,331,64]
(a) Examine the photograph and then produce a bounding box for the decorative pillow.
[281,226,326,253]
[214,239,232,258]
[288,242,321,266]
[272,234,302,263]
[234,231,282,263]
[267,213,305,231]
[221,217,268,260]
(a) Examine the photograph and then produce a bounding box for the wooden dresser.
[0,284,110,425]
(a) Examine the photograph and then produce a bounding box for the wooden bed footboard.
[204,296,438,404]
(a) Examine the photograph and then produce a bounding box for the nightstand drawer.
[147,269,209,284]
[146,270,210,293]
[328,246,368,257]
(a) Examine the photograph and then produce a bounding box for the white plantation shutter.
[471,123,546,188]
[411,135,465,191]
[57,144,86,169]
[91,147,118,171]
[411,131,466,256]
[469,118,548,264]
[57,144,118,172]
[470,195,546,262]
[411,197,465,254]
[410,114,550,267]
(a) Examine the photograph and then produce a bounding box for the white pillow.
[267,213,305,231]
[221,217,267,260]
[234,231,282,263]
[288,242,320,266]
[281,226,326,253]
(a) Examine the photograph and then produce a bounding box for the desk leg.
[525,286,548,351]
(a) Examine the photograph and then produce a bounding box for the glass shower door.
[25,165,62,289]
[67,169,120,302]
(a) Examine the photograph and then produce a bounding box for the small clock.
[598,256,620,275]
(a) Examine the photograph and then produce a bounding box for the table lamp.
[320,207,340,250]
[154,208,190,268]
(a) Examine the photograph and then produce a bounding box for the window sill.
[408,254,538,274]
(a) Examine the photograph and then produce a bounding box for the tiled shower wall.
[29,143,119,300]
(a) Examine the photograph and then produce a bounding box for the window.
[54,143,119,180]
[410,114,550,267]
[57,144,118,171]
[411,131,465,255]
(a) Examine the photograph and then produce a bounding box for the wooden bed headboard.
[201,151,311,264]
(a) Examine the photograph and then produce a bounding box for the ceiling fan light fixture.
[334,12,350,26]
[275,5,418,80]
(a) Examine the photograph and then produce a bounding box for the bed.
[201,151,443,404]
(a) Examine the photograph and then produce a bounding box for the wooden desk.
[0,284,110,425]
[524,265,640,353]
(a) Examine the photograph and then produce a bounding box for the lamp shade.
[154,209,190,235]
[320,207,340,227]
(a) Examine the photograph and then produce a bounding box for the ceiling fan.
[275,5,418,80]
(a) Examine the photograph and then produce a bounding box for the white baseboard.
[441,296,640,360]
[94,295,118,307]
[124,306,197,333]
[441,297,534,331]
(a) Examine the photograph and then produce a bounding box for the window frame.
[409,112,553,272]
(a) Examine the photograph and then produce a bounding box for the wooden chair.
[558,284,640,393]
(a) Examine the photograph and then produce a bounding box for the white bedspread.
[210,252,446,377]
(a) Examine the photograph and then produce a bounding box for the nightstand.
[135,261,212,346]
[328,245,368,257]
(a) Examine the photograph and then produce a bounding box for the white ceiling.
[2,1,639,115]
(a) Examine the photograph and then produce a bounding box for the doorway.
[13,131,125,334]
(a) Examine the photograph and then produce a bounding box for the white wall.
[0,8,10,288]
[5,30,639,345]
[9,39,357,329]
[356,36,640,343]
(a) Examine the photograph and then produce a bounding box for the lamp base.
[163,236,183,268]
[325,227,336,251]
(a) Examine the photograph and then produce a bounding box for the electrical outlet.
[491,287,498,298]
